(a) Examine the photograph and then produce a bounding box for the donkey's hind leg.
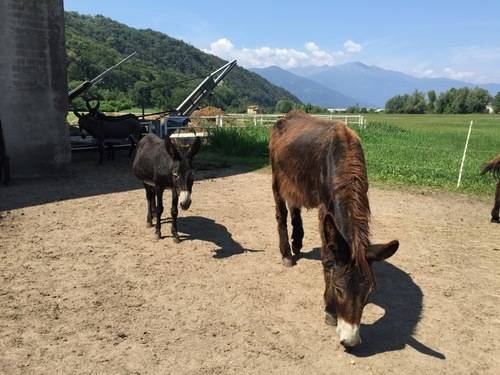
[272,174,293,267]
[154,187,164,239]
[290,207,304,255]
[144,184,155,227]
[491,181,500,223]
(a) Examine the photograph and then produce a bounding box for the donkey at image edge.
[133,133,201,242]
[480,155,500,223]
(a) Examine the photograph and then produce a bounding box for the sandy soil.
[1,155,499,374]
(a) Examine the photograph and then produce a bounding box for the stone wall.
[0,0,70,178]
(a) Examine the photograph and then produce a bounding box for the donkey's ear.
[323,213,336,244]
[187,137,201,159]
[366,240,399,262]
[164,136,181,160]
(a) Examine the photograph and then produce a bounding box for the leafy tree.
[427,90,437,112]
[465,88,490,113]
[385,95,406,113]
[493,92,500,113]
[275,99,294,113]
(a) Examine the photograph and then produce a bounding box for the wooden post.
[456,120,474,188]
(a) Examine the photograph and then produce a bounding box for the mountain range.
[253,62,500,108]
[251,66,361,108]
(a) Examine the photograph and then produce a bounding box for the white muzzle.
[179,190,191,210]
[337,318,361,347]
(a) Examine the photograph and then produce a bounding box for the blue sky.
[64,0,500,83]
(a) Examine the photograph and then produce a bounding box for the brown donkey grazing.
[480,155,500,223]
[270,110,399,348]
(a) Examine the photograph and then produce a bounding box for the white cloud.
[207,38,234,55]
[443,67,476,81]
[203,38,363,68]
[344,40,362,53]
[412,68,436,78]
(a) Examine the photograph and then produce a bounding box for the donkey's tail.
[481,155,500,181]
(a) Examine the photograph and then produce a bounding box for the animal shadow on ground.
[352,261,445,359]
[177,216,262,259]
[297,249,444,359]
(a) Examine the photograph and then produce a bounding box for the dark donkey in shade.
[133,133,201,242]
[73,99,142,164]
[480,155,500,223]
[269,110,399,348]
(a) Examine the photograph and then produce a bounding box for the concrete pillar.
[0,0,70,178]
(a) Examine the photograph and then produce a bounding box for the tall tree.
[493,92,500,113]
[427,90,437,113]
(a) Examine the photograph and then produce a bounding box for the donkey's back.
[133,134,173,187]
[269,110,362,209]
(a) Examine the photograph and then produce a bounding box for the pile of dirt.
[190,106,225,126]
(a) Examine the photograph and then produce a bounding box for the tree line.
[385,88,500,114]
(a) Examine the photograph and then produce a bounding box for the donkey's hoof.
[146,222,153,228]
[292,242,302,255]
[173,237,181,244]
[325,313,338,326]
[491,217,500,223]
[282,257,294,268]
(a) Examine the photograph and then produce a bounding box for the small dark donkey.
[133,133,201,241]
[270,110,399,348]
[480,155,500,223]
[73,99,142,164]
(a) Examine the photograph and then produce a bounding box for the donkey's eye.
[334,287,344,298]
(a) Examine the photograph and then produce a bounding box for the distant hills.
[250,66,361,108]
[65,12,300,112]
[253,62,500,108]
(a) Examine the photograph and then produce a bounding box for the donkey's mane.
[330,131,372,285]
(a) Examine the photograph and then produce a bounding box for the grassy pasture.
[203,114,500,196]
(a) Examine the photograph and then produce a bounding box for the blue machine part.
[165,116,190,137]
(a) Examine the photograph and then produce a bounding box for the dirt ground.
[1,155,499,374]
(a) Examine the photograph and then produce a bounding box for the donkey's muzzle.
[179,191,191,210]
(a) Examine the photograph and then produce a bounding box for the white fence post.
[456,120,474,188]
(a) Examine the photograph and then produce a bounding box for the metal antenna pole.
[175,60,237,116]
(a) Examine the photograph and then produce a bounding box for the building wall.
[0,0,70,178]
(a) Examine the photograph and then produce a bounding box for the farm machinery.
[69,53,237,151]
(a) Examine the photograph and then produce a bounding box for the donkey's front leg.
[290,207,304,255]
[272,175,293,267]
[171,189,180,243]
[492,181,500,223]
[154,187,164,239]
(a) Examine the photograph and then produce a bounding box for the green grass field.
[202,114,500,196]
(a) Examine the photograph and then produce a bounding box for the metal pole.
[456,120,474,188]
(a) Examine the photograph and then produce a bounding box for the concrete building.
[0,0,70,178]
